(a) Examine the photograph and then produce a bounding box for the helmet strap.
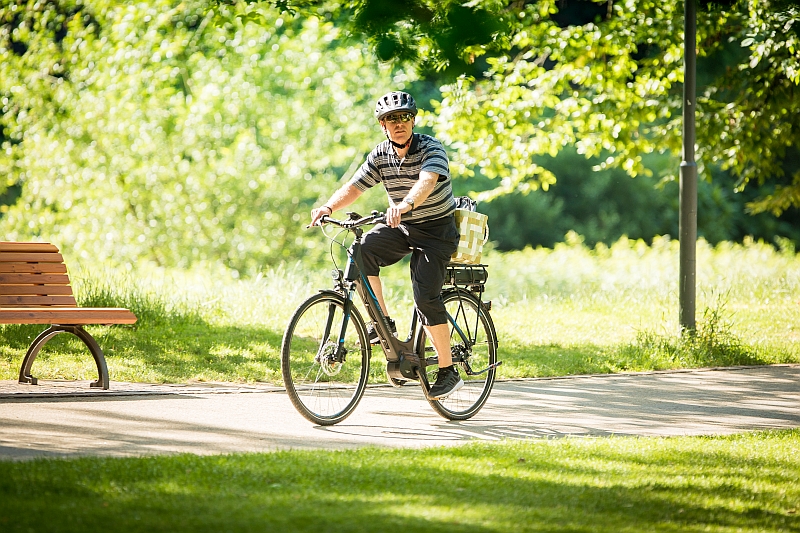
[388,135,413,149]
[382,125,414,149]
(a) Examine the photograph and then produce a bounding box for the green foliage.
[702,1,800,215]
[0,0,408,272]
[466,148,681,250]
[432,0,686,196]
[3,0,800,271]
[350,0,512,79]
[237,0,514,79]
[429,0,800,216]
[468,148,800,251]
[236,0,800,224]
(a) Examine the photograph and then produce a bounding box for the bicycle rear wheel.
[420,289,497,420]
[281,291,370,425]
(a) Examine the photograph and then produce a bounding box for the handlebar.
[314,210,386,229]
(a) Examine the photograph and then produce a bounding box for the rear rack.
[445,263,488,292]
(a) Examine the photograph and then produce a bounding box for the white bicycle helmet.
[374,91,418,121]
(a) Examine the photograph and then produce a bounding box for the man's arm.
[385,170,439,227]
[403,170,439,207]
[310,183,363,226]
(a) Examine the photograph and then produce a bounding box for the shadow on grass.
[498,335,773,380]
[0,433,797,532]
[0,320,285,383]
[0,315,781,384]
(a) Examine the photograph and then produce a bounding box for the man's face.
[381,112,415,144]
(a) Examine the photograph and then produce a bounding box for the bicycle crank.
[386,352,420,381]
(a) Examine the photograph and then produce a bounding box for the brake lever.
[305,214,330,229]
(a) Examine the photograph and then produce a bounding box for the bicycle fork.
[317,249,366,366]
[315,296,353,367]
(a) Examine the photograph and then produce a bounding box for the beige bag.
[451,209,489,265]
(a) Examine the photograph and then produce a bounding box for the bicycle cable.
[318,212,385,278]
[320,224,351,276]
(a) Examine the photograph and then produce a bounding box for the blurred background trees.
[0,0,411,271]
[1,0,799,273]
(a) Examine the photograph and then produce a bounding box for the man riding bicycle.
[310,91,463,400]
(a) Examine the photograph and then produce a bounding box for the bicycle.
[280,210,501,425]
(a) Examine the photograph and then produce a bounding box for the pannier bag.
[451,197,489,265]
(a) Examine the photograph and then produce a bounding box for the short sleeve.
[420,139,450,179]
[348,151,382,191]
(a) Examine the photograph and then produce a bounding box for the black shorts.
[357,215,459,326]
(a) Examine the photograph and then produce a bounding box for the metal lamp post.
[679,0,698,333]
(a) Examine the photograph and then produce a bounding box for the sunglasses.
[383,113,414,124]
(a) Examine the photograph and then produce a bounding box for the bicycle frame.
[330,216,423,376]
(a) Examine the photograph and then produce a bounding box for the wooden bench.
[0,242,137,390]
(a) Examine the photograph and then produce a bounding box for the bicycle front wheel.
[281,291,371,425]
[420,289,498,420]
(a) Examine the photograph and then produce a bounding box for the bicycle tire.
[281,291,371,425]
[418,289,498,420]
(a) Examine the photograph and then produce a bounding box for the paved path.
[1,365,799,461]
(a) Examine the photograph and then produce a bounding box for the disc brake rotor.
[316,342,344,376]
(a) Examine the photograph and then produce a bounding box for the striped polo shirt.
[349,134,456,223]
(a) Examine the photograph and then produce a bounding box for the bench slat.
[0,252,66,263]
[0,263,68,273]
[1,295,78,306]
[0,242,59,253]
[0,273,71,285]
[0,307,137,325]
[0,285,74,296]
[2,242,137,390]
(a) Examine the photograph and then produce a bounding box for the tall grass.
[611,294,764,372]
[484,235,800,357]
[71,268,205,326]
[1,235,798,383]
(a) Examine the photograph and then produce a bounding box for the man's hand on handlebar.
[385,201,412,228]
[309,205,332,227]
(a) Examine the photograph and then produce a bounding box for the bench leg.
[18,325,110,390]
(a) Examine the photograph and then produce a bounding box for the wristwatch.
[403,197,415,210]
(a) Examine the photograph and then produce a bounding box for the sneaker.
[428,365,464,399]
[366,318,396,345]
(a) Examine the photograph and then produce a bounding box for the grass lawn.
[0,430,798,532]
